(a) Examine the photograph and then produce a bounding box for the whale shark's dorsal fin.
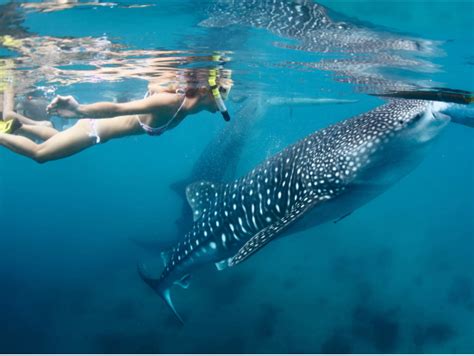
[186,181,224,221]
[229,197,322,266]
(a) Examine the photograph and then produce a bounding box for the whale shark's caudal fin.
[138,264,184,324]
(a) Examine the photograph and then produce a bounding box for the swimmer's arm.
[78,95,169,117]
[47,94,175,118]
[2,86,14,120]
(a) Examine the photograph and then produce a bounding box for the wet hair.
[151,68,233,98]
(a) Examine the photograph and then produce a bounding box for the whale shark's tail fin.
[137,263,184,324]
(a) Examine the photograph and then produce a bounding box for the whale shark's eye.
[406,113,424,126]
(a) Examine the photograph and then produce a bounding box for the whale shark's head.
[414,101,474,141]
[298,100,464,191]
[405,101,452,144]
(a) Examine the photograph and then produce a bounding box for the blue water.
[0,0,473,353]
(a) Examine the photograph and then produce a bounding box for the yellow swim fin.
[0,35,23,48]
[0,119,21,134]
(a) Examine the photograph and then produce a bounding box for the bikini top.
[136,92,186,136]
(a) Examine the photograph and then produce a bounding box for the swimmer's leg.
[2,86,14,120]
[4,109,54,128]
[0,120,95,163]
[16,124,59,141]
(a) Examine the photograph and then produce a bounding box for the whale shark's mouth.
[410,106,450,144]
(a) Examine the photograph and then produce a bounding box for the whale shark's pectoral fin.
[229,198,319,266]
[186,181,224,221]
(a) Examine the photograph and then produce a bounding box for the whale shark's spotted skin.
[200,0,436,54]
[140,99,466,321]
[201,0,333,38]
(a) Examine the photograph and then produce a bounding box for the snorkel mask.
[208,68,231,121]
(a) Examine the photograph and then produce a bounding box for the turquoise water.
[0,0,473,353]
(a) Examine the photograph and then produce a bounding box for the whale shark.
[139,98,472,322]
[200,0,438,55]
[200,0,442,95]
[129,94,357,252]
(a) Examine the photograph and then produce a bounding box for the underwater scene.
[0,0,473,353]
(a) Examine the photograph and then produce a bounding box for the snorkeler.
[0,70,232,163]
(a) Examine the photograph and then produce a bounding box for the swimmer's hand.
[47,95,81,118]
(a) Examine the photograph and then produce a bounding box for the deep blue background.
[0,0,473,353]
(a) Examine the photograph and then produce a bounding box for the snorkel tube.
[208,68,231,121]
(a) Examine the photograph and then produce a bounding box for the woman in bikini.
[0,70,232,163]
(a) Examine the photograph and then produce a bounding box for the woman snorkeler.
[0,69,232,163]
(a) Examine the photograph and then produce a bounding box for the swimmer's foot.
[0,118,22,134]
[37,120,54,128]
